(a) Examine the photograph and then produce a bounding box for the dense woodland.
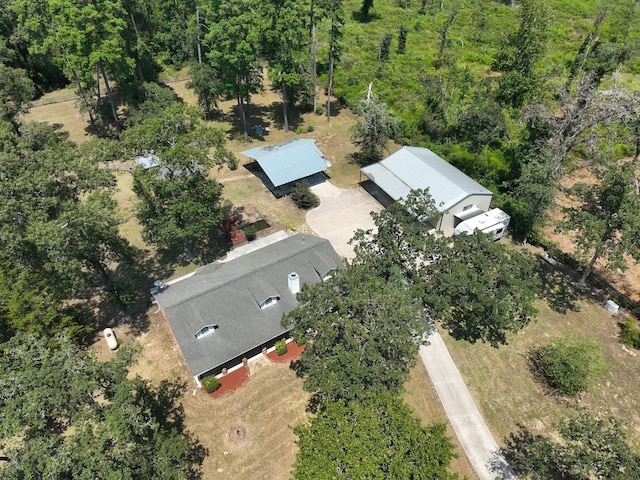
[2,0,640,477]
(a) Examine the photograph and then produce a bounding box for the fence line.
[30,75,192,107]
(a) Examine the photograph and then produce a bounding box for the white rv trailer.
[453,208,510,241]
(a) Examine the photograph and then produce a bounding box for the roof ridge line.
[166,236,325,308]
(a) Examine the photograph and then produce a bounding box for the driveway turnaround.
[421,332,515,480]
[307,181,382,259]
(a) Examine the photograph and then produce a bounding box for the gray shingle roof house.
[154,234,342,385]
[360,146,493,234]
[241,138,332,195]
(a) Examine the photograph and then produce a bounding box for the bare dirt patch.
[541,164,640,302]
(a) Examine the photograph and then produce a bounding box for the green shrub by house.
[528,338,607,396]
[275,339,288,356]
[202,375,220,393]
[290,180,320,210]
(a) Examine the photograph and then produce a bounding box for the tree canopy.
[0,333,206,479]
[122,103,237,261]
[503,410,640,480]
[350,92,399,166]
[352,189,539,347]
[282,263,430,403]
[293,393,459,480]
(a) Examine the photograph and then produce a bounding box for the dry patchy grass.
[124,307,310,480]
[542,164,640,302]
[444,293,640,451]
[23,97,93,145]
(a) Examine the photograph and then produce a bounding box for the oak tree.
[293,393,459,479]
[0,333,206,479]
[282,263,430,403]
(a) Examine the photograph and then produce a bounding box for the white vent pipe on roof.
[288,272,300,295]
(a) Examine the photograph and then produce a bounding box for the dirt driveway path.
[307,181,382,259]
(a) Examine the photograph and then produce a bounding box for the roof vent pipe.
[288,272,300,295]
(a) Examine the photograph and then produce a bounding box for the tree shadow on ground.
[351,10,382,23]
[227,102,273,142]
[267,101,305,132]
[87,225,231,338]
[141,378,209,478]
[535,261,581,314]
[323,99,343,118]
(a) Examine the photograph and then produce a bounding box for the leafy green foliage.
[275,339,288,356]
[122,103,236,261]
[528,338,607,396]
[0,262,86,342]
[503,410,640,479]
[0,63,35,123]
[187,61,221,118]
[360,0,374,20]
[262,0,312,132]
[201,0,264,140]
[289,180,320,210]
[559,161,640,286]
[0,333,206,478]
[620,317,640,350]
[282,264,429,403]
[352,189,539,346]
[397,25,407,54]
[0,120,129,297]
[378,34,391,62]
[202,375,220,393]
[423,233,539,346]
[491,0,551,106]
[123,82,180,127]
[350,94,399,166]
[293,393,459,479]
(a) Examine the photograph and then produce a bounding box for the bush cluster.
[528,338,607,396]
[243,220,269,241]
[202,375,220,394]
[275,339,288,356]
[620,317,640,349]
[290,180,320,210]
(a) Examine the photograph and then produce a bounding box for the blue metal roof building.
[241,138,332,189]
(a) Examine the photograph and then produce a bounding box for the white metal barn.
[360,146,493,235]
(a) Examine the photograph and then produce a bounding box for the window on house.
[463,204,474,211]
[259,295,280,309]
[194,324,218,339]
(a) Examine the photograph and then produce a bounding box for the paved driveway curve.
[307,181,382,260]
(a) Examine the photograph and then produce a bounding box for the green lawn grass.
[443,263,640,450]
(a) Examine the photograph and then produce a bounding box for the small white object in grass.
[604,299,619,314]
[103,328,118,350]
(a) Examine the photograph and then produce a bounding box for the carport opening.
[359,179,394,208]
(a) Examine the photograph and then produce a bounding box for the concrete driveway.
[308,180,514,480]
[307,181,382,259]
